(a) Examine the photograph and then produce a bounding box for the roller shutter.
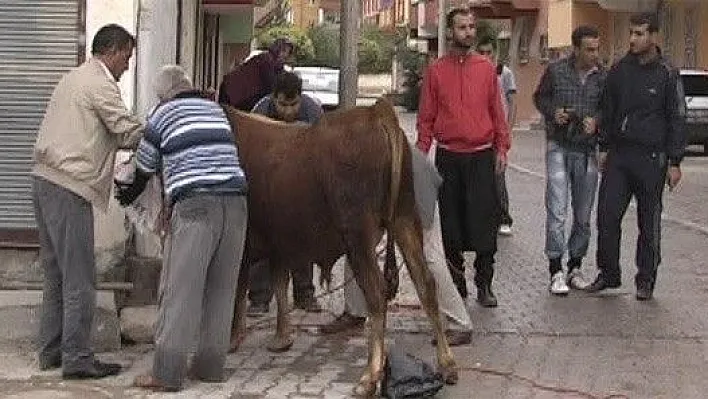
[0,1,81,234]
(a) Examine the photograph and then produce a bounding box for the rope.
[241,245,407,331]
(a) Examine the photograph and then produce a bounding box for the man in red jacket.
[416,7,510,307]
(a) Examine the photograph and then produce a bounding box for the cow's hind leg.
[230,256,251,352]
[394,218,458,384]
[266,264,294,352]
[347,229,387,397]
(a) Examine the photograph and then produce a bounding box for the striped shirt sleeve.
[136,119,161,174]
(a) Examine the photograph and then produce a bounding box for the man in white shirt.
[477,37,517,236]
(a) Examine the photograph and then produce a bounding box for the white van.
[681,69,708,153]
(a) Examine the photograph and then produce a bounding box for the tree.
[307,23,340,68]
[255,24,316,64]
[475,19,500,46]
[358,25,398,74]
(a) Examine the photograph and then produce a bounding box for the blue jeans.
[545,141,599,262]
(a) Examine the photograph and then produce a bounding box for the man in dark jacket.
[587,12,686,300]
[218,38,293,111]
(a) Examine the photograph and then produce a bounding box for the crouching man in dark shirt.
[588,12,687,300]
[247,72,324,315]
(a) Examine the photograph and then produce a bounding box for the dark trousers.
[435,148,499,298]
[496,170,513,226]
[248,258,315,305]
[33,177,96,372]
[596,148,667,289]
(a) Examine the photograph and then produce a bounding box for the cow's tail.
[373,99,405,301]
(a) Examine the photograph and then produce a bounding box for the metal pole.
[437,0,446,58]
[339,0,360,108]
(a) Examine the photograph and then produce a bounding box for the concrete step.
[0,291,121,352]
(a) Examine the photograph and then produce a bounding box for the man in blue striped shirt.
[115,65,248,392]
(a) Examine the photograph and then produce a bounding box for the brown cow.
[223,99,458,396]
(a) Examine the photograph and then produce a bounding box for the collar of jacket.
[624,46,664,66]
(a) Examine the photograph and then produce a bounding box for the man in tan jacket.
[31,24,143,379]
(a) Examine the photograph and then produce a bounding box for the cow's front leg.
[349,253,386,397]
[266,265,293,352]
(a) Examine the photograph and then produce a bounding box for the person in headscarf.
[218,38,294,111]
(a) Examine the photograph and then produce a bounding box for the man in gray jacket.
[32,24,143,379]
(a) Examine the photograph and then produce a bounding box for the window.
[681,74,708,97]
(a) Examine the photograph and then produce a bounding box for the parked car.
[292,66,340,110]
[681,69,708,154]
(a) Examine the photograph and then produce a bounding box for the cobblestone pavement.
[1,109,708,398]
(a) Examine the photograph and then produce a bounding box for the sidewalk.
[0,110,707,398]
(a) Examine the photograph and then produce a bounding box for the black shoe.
[39,356,61,371]
[63,361,122,380]
[585,275,621,293]
[476,287,498,308]
[246,302,269,316]
[636,287,654,301]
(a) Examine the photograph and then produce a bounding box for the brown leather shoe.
[319,312,366,335]
[431,330,472,346]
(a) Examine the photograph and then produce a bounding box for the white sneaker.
[550,272,570,296]
[498,224,512,235]
[567,269,588,290]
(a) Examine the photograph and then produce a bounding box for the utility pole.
[437,0,446,57]
[339,0,360,108]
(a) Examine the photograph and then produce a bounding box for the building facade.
[0,0,258,267]
[548,0,708,70]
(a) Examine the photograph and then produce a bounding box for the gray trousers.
[153,194,247,389]
[344,202,473,332]
[33,176,97,372]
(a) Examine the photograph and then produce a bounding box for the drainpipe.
[437,0,445,57]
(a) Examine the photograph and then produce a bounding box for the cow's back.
[225,105,397,267]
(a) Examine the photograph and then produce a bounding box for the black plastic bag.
[381,345,444,398]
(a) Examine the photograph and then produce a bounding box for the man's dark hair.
[446,7,472,29]
[571,25,600,48]
[91,24,135,55]
[476,36,496,50]
[273,72,302,99]
[629,12,659,33]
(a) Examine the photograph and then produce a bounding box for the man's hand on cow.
[495,153,507,175]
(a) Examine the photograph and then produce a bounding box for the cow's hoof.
[441,366,459,385]
[353,380,377,397]
[266,336,293,353]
